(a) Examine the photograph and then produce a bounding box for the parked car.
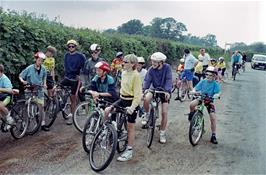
[251,54,266,70]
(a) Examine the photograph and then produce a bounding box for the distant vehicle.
[251,54,266,70]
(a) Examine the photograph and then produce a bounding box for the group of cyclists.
[0,39,246,162]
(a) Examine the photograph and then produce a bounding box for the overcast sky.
[1,0,265,47]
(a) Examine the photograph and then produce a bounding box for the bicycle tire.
[44,98,58,128]
[89,123,117,172]
[146,107,156,148]
[10,100,29,139]
[189,111,204,146]
[26,101,42,135]
[82,112,101,153]
[179,85,186,102]
[116,113,128,153]
[74,100,94,133]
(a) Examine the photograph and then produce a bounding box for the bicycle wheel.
[44,98,58,128]
[26,101,42,135]
[10,100,29,139]
[189,111,204,146]
[74,100,94,133]
[82,112,101,153]
[179,84,187,102]
[116,113,128,153]
[146,107,156,148]
[89,123,117,172]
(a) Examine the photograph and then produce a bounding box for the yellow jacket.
[195,62,203,74]
[120,70,142,109]
[217,61,226,69]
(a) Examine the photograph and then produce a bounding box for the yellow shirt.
[120,70,142,109]
[195,62,203,74]
[217,61,226,69]
[43,57,55,72]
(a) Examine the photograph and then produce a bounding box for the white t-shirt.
[138,68,147,83]
[198,53,210,66]
[184,54,198,70]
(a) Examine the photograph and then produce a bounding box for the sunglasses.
[123,61,129,64]
[68,45,76,49]
[205,73,214,77]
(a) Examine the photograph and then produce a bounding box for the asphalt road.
[1,64,266,175]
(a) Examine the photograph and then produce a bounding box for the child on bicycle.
[19,52,49,131]
[0,64,14,131]
[188,66,221,144]
[142,52,172,144]
[217,57,226,81]
[104,54,142,162]
[80,61,118,103]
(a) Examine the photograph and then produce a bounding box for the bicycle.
[188,93,219,146]
[89,104,129,172]
[179,76,191,102]
[82,97,111,153]
[73,91,95,133]
[232,63,239,81]
[44,84,72,128]
[0,89,29,139]
[143,88,167,148]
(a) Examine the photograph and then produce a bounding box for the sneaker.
[66,113,73,125]
[117,149,133,162]
[141,113,149,125]
[210,135,218,144]
[6,114,14,125]
[159,131,166,144]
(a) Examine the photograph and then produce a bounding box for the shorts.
[182,69,194,81]
[112,98,139,123]
[46,74,54,90]
[154,93,170,104]
[199,100,215,114]
[0,94,11,106]
[60,78,81,95]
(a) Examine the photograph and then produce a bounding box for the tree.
[201,34,217,47]
[117,19,143,35]
[150,17,187,41]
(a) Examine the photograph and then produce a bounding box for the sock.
[160,130,165,135]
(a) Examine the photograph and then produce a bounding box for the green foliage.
[0,10,224,88]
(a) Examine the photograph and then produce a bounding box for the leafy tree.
[117,19,143,35]
[201,34,217,47]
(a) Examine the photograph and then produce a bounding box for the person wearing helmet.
[136,56,147,83]
[182,49,198,91]
[176,58,185,73]
[209,58,218,67]
[231,51,242,77]
[19,52,49,131]
[0,64,14,131]
[142,52,172,144]
[217,57,226,81]
[110,51,124,88]
[44,46,57,97]
[198,48,210,72]
[80,61,118,102]
[61,39,85,125]
[104,54,142,162]
[188,66,221,144]
[82,43,104,86]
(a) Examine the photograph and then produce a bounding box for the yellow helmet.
[67,39,78,46]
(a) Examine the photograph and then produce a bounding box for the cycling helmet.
[210,58,217,62]
[150,52,167,62]
[95,61,111,72]
[206,66,218,75]
[137,57,145,63]
[180,58,185,63]
[46,46,57,55]
[219,57,224,61]
[34,52,46,59]
[116,52,123,58]
[90,43,101,52]
[67,39,78,46]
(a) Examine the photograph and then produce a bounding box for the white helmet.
[219,57,224,61]
[206,66,218,75]
[90,43,101,51]
[150,52,167,61]
[137,57,145,63]
[180,58,185,63]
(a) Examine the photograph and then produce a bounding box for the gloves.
[213,94,220,99]
[126,106,135,115]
